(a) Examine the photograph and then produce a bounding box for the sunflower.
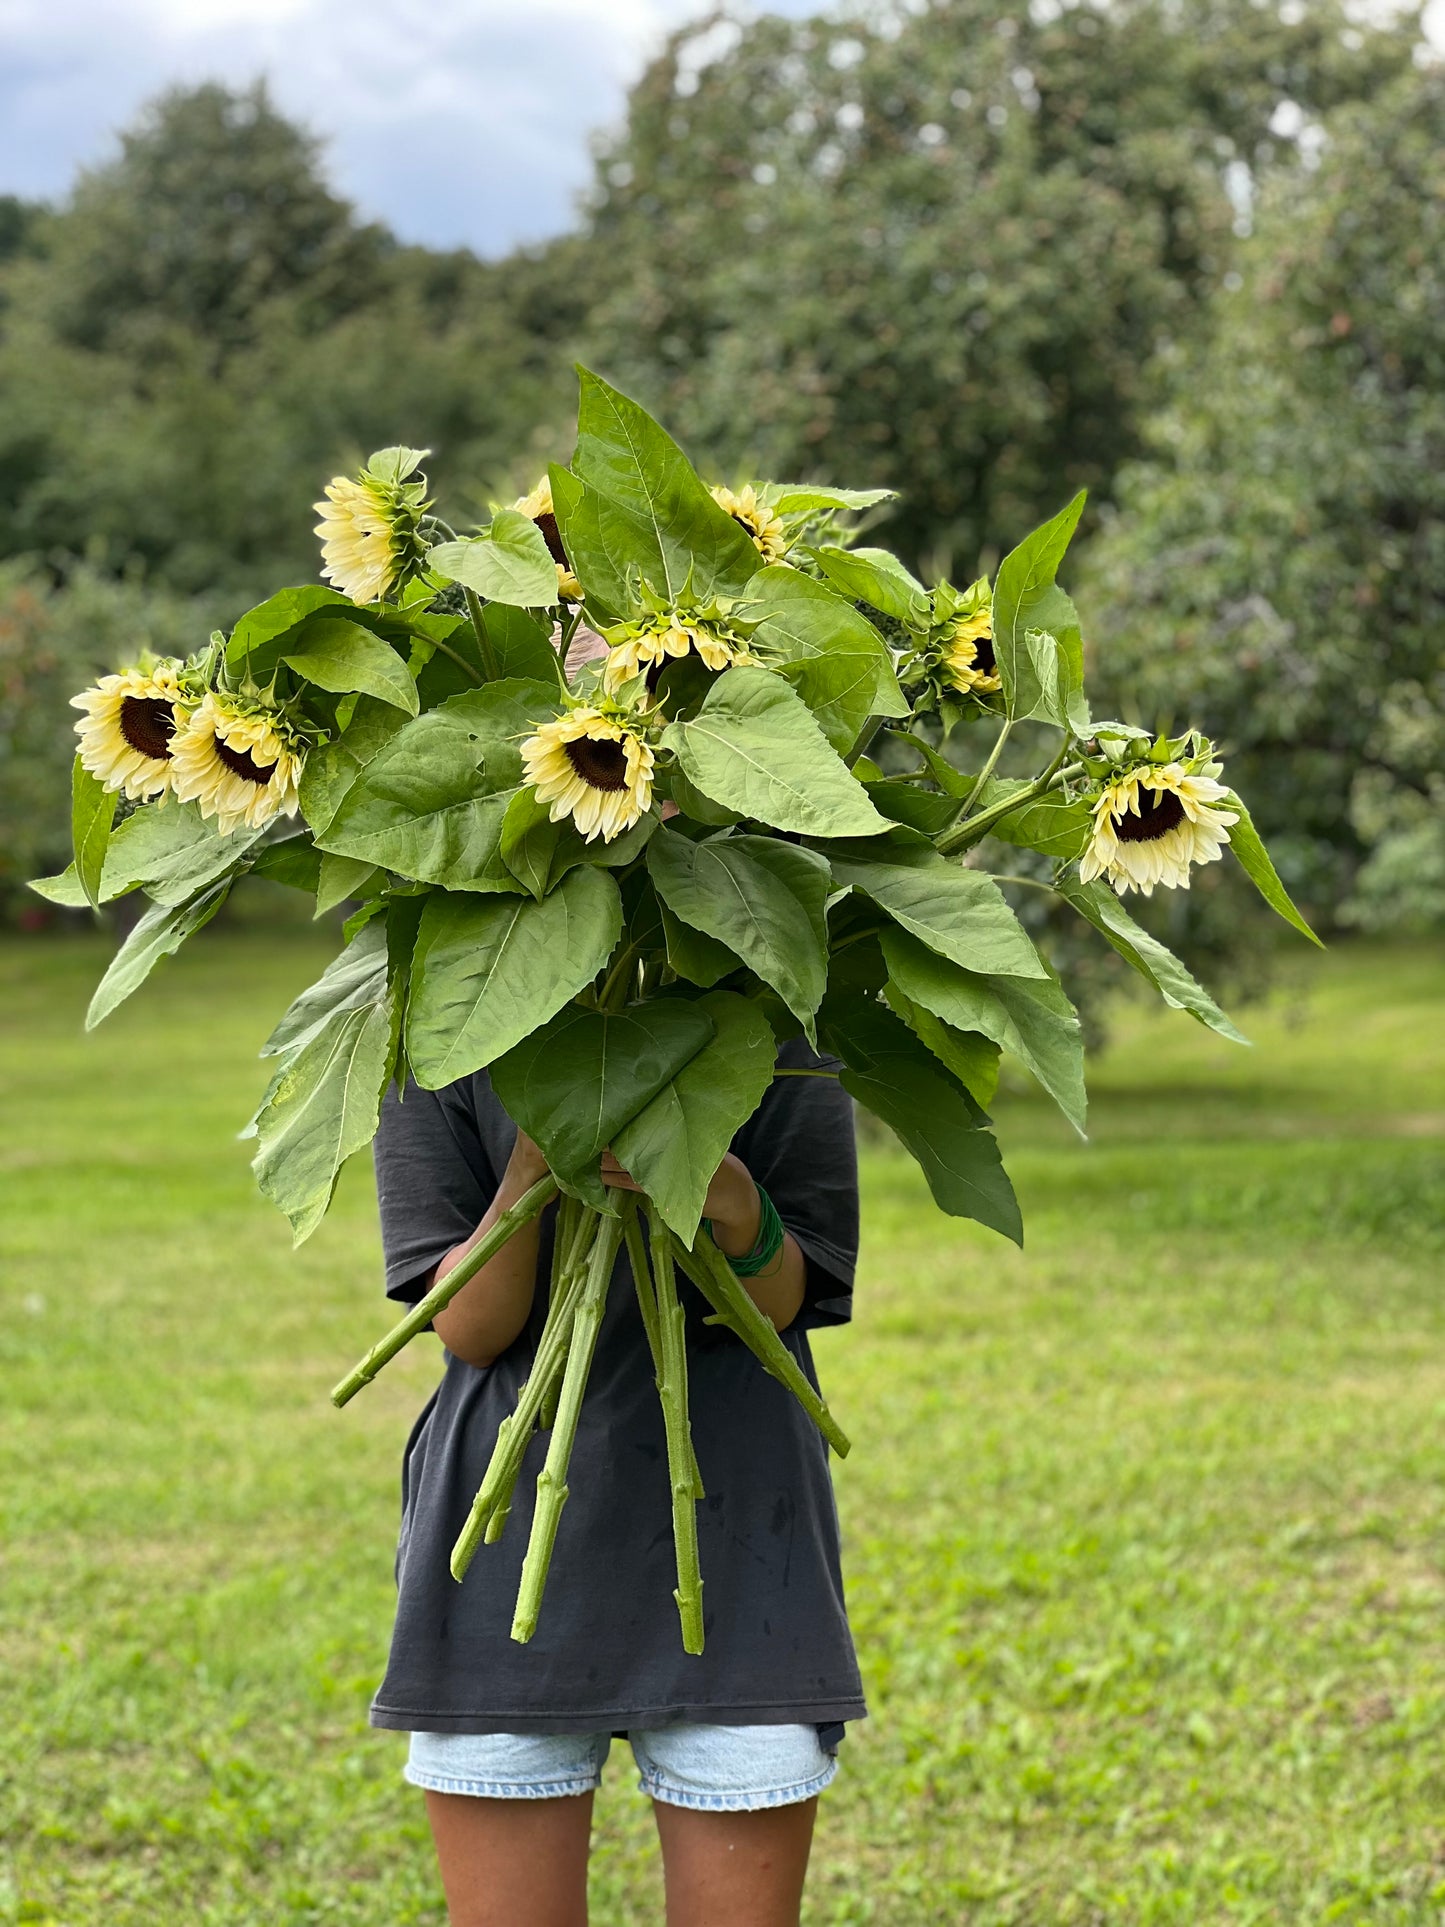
[601,607,752,693]
[1079,762,1238,896]
[941,607,1001,695]
[514,477,582,601]
[710,484,789,565]
[169,693,305,835]
[521,706,655,843]
[313,448,429,605]
[71,661,189,801]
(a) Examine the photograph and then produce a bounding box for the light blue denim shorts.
[405,1722,838,1812]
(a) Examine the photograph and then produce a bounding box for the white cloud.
[0,0,808,254]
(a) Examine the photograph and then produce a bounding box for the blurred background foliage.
[0,0,1439,967]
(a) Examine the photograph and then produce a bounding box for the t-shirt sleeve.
[373,1078,498,1304]
[735,1046,859,1330]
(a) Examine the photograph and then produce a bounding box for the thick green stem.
[539,1195,584,1431]
[331,1176,557,1407]
[672,1232,851,1459]
[509,1213,622,1642]
[647,1213,706,1654]
[464,586,502,682]
[936,758,1085,857]
[624,1200,703,1498]
[449,1217,597,1576]
[950,716,1013,829]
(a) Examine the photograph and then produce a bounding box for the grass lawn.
[0,924,1441,1924]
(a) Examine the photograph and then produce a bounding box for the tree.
[1079,63,1445,934]
[579,0,1419,570]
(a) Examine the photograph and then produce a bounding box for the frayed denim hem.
[638,1755,838,1812]
[403,1764,600,1801]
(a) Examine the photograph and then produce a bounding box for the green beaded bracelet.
[707,1182,786,1278]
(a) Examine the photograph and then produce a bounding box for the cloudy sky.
[0,0,813,256]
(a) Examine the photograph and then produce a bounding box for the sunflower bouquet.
[38,370,1318,1652]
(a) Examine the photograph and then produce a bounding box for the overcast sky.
[0,0,815,256]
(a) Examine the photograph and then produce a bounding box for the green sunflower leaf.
[747,565,908,755]
[880,927,1086,1132]
[70,756,115,912]
[250,930,398,1245]
[812,546,929,626]
[259,921,389,1062]
[661,666,889,838]
[405,866,624,1089]
[547,464,635,618]
[85,877,233,1030]
[659,903,738,987]
[226,585,353,674]
[282,617,420,715]
[490,997,716,1206]
[821,835,1049,980]
[251,833,323,894]
[1224,792,1323,946]
[985,789,1092,861]
[316,681,559,891]
[298,698,412,838]
[480,603,560,683]
[1057,874,1250,1044]
[612,988,778,1243]
[572,369,760,601]
[648,825,831,1041]
[819,994,1022,1242]
[36,802,263,908]
[992,492,1088,727]
[771,485,897,514]
[429,510,560,609]
[314,851,380,917]
[500,787,562,901]
[882,979,1003,1109]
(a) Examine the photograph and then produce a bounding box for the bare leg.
[424,1789,595,1927]
[653,1796,818,1927]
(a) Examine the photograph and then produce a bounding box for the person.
[367,1039,863,1927]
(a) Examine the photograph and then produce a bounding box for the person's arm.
[598,1148,806,1332]
[431,1130,552,1368]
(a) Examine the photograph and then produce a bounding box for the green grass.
[1,929,1441,1924]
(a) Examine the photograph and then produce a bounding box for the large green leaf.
[405,866,623,1088]
[85,878,232,1030]
[660,903,738,987]
[572,369,760,600]
[648,826,830,1039]
[747,566,907,754]
[35,801,262,908]
[985,788,1092,861]
[613,989,778,1242]
[261,921,390,1062]
[823,835,1048,980]
[251,954,398,1245]
[884,986,1002,1109]
[226,585,353,678]
[1224,792,1323,945]
[992,493,1087,726]
[662,667,888,838]
[282,617,419,714]
[1057,874,1249,1043]
[315,851,379,916]
[70,756,115,911]
[481,603,560,683]
[250,833,324,894]
[821,996,1022,1242]
[491,997,716,1204]
[316,681,559,890]
[298,699,411,838]
[771,486,896,514]
[547,464,636,617]
[812,546,929,625]
[881,927,1086,1133]
[429,510,560,609]
[499,787,562,901]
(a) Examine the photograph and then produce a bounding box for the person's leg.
[424,1787,595,1927]
[652,1794,818,1927]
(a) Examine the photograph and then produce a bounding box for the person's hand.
[599,1148,761,1256]
[505,1128,550,1189]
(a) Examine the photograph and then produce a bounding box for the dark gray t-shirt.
[367,1040,866,1736]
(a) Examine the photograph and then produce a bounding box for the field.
[1,925,1441,1924]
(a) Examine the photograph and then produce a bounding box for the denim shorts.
[404,1722,838,1812]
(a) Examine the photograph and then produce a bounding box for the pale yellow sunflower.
[71,661,189,801]
[169,694,305,835]
[513,477,582,601]
[521,706,655,843]
[942,608,1001,695]
[313,475,403,604]
[1080,763,1238,896]
[710,484,790,564]
[602,612,751,693]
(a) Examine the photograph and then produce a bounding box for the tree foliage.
[1080,63,1445,935]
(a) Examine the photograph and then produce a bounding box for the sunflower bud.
[313,446,431,605]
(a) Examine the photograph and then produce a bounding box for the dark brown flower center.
[1114,786,1186,842]
[564,733,629,792]
[215,736,277,786]
[973,630,997,674]
[118,696,177,761]
[536,511,569,568]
